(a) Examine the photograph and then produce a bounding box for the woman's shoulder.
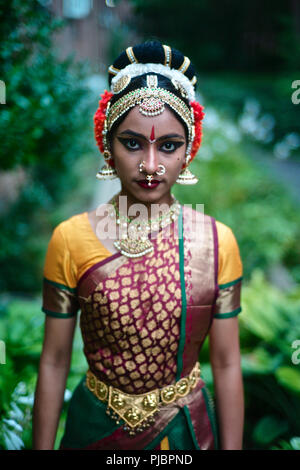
[215,219,235,242]
[56,211,88,230]
[53,211,89,241]
[181,205,235,238]
[214,219,243,283]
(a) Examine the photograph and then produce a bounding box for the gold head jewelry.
[105,75,195,162]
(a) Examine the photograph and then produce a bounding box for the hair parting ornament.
[94,43,205,184]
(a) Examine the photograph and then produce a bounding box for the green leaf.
[275,367,300,394]
[253,415,289,445]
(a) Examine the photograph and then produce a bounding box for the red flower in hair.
[190,101,205,161]
[94,90,113,154]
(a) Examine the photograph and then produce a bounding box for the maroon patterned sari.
[60,205,219,450]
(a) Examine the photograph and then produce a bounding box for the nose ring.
[156,164,166,176]
[139,162,166,176]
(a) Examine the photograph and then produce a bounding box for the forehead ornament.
[139,75,164,117]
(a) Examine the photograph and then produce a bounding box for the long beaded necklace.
[107,193,181,258]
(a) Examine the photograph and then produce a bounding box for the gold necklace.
[107,194,181,258]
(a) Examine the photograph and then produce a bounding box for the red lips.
[137,180,161,189]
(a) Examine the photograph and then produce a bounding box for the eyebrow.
[117,130,185,141]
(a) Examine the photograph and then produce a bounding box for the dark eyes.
[118,138,184,153]
[125,139,140,150]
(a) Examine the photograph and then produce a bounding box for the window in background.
[63,0,93,19]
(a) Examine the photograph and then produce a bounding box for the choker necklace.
[107,194,181,258]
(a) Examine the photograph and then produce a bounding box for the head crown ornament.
[94,45,205,176]
[111,63,196,102]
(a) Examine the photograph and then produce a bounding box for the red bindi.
[149,125,155,143]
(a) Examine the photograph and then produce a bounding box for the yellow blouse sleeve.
[214,222,243,319]
[42,223,79,318]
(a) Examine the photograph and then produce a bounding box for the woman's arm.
[208,316,244,450]
[32,315,77,450]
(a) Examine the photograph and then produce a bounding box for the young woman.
[33,41,244,450]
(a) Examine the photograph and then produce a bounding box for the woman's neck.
[117,189,174,220]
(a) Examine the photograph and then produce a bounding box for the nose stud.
[139,161,166,186]
[139,161,145,173]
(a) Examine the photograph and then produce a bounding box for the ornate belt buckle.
[107,387,160,436]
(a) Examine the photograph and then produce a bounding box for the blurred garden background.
[1,0,300,450]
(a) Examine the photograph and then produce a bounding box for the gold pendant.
[114,237,154,258]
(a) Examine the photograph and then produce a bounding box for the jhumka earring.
[96,150,119,181]
[96,105,119,181]
[176,153,198,185]
[176,166,198,185]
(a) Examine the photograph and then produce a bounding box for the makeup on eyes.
[117,137,184,153]
[117,130,185,154]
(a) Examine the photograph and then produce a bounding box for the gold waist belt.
[86,361,201,436]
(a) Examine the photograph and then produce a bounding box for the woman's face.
[111,105,187,206]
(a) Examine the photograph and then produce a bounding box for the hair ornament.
[108,65,120,76]
[190,76,197,86]
[178,56,191,74]
[171,78,188,100]
[146,74,158,88]
[126,46,138,64]
[190,100,205,160]
[113,74,131,94]
[110,63,195,102]
[162,44,172,67]
[94,90,113,154]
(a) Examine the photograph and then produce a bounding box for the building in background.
[47,0,135,73]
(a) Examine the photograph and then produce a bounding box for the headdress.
[94,43,205,184]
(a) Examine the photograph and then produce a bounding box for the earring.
[176,155,198,185]
[175,166,198,185]
[96,149,119,180]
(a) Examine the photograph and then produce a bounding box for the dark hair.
[107,41,197,147]
[108,40,197,90]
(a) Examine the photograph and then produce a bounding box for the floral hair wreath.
[94,88,205,170]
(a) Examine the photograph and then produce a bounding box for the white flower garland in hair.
[111,63,196,102]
